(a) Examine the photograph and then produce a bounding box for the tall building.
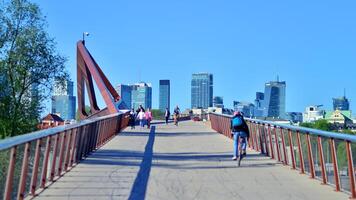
[115,84,132,109]
[191,73,213,109]
[333,96,349,111]
[213,96,224,108]
[254,92,265,117]
[159,80,170,111]
[52,79,76,120]
[131,82,152,110]
[263,79,286,118]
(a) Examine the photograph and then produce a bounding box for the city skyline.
[36,0,356,116]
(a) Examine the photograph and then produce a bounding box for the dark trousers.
[165,117,169,124]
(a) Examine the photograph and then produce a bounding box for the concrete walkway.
[32,120,348,200]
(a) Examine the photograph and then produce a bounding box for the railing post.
[317,136,327,184]
[330,138,340,191]
[17,142,31,200]
[57,131,67,176]
[268,125,274,159]
[288,129,296,169]
[274,126,281,162]
[64,129,73,172]
[306,134,315,178]
[346,141,356,198]
[263,125,269,156]
[280,128,288,165]
[41,136,51,188]
[30,139,42,195]
[69,128,78,167]
[296,131,305,174]
[255,123,260,152]
[4,146,17,200]
[50,133,60,181]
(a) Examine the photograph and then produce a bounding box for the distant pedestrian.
[136,105,145,115]
[145,108,153,129]
[165,108,170,124]
[173,106,180,126]
[137,109,146,128]
[230,111,250,166]
[129,109,136,129]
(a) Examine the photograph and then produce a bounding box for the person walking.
[137,109,146,128]
[173,106,180,126]
[136,105,145,115]
[230,111,250,166]
[164,108,170,124]
[145,108,153,129]
[129,108,136,129]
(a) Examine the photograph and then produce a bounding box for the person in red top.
[145,108,153,129]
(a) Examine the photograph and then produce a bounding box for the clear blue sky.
[34,0,356,114]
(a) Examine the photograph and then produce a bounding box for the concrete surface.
[31,120,349,200]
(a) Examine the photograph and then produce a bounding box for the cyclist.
[230,111,250,166]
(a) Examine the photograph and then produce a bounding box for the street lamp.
[82,32,89,45]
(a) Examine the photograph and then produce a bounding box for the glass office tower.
[191,73,213,109]
[131,82,152,110]
[159,80,170,111]
[263,80,286,118]
[52,79,76,120]
[115,84,133,109]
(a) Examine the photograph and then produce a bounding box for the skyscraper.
[191,73,213,109]
[115,84,132,109]
[52,79,76,120]
[131,82,152,110]
[159,80,170,111]
[263,79,286,118]
[333,96,349,111]
[254,92,265,117]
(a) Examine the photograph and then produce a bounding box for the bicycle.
[234,134,247,167]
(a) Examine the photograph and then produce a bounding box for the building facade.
[213,96,224,108]
[191,73,213,109]
[302,105,325,122]
[131,82,152,110]
[159,80,170,111]
[333,96,350,111]
[263,80,286,118]
[115,84,132,109]
[52,79,76,120]
[254,92,265,117]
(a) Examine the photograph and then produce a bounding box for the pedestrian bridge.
[1,42,355,199]
[0,113,352,200]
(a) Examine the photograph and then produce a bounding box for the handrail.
[0,113,122,151]
[0,111,130,200]
[209,112,356,198]
[209,112,356,142]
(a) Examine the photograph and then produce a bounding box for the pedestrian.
[164,108,170,124]
[129,108,136,129]
[136,105,145,116]
[145,108,152,129]
[230,111,250,166]
[137,109,146,128]
[173,105,180,126]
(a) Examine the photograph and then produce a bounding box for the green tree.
[151,109,164,120]
[300,119,332,131]
[0,0,67,138]
[76,105,92,121]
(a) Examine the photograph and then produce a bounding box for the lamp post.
[82,32,89,45]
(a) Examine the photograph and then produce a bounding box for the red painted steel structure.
[0,41,130,199]
[209,113,356,198]
[77,40,123,120]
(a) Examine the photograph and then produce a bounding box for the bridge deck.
[32,121,348,200]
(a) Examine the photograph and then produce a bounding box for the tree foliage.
[0,0,67,138]
[300,119,332,131]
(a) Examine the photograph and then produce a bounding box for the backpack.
[232,117,243,128]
